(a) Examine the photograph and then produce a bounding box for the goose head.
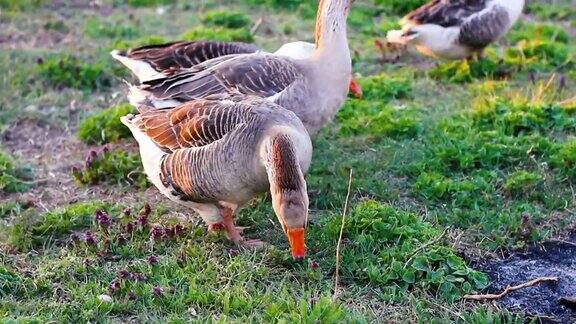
[272,187,309,261]
[264,132,310,260]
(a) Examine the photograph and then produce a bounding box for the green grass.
[37,55,113,90]
[78,104,134,145]
[72,148,148,188]
[181,26,254,43]
[1,0,575,322]
[0,148,31,193]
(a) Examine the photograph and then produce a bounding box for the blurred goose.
[386,0,525,60]
[126,0,353,135]
[111,40,362,98]
[121,95,312,260]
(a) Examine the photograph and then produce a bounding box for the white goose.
[121,95,312,259]
[386,0,525,60]
[126,0,353,135]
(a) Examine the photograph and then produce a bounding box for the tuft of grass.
[428,58,509,83]
[181,26,254,43]
[508,22,569,45]
[550,140,576,179]
[84,18,138,39]
[202,10,252,29]
[37,55,113,90]
[1,202,107,251]
[374,0,427,15]
[337,100,421,140]
[78,104,134,145]
[358,73,412,101]
[123,0,172,7]
[504,170,543,197]
[505,40,572,71]
[0,0,43,11]
[0,148,31,193]
[72,148,148,188]
[311,201,488,302]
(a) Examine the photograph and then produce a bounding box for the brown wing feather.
[133,99,251,152]
[143,53,302,102]
[403,0,487,27]
[125,41,259,75]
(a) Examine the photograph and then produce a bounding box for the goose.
[386,0,525,60]
[121,95,313,260]
[112,40,362,99]
[126,0,353,135]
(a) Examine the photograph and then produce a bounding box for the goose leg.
[219,206,265,249]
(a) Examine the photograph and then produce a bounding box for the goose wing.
[123,41,259,76]
[140,53,303,102]
[403,0,487,27]
[458,4,510,48]
[132,97,256,152]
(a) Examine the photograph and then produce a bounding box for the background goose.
[126,0,353,135]
[121,95,313,260]
[386,0,525,60]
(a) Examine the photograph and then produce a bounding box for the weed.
[1,202,107,251]
[181,26,254,43]
[337,100,420,139]
[0,148,31,193]
[85,18,138,39]
[550,140,576,178]
[202,10,252,29]
[0,0,43,11]
[123,0,172,7]
[505,40,572,71]
[508,22,569,45]
[358,73,412,100]
[78,104,134,145]
[312,201,488,302]
[37,55,112,90]
[72,148,148,188]
[428,58,509,83]
[374,0,427,15]
[504,170,543,196]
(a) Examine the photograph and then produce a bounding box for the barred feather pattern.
[144,54,302,102]
[125,41,259,75]
[458,4,510,48]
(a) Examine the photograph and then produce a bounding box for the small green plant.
[337,100,420,140]
[202,10,252,29]
[525,2,576,20]
[1,202,106,251]
[0,0,43,11]
[508,22,569,45]
[358,73,412,100]
[0,148,31,193]
[84,18,138,39]
[504,170,543,196]
[124,0,172,7]
[315,201,488,301]
[72,147,148,188]
[505,40,572,71]
[78,104,134,145]
[181,26,254,43]
[37,55,112,90]
[428,59,508,83]
[550,140,576,178]
[374,0,427,15]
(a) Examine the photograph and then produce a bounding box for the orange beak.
[349,78,363,99]
[286,228,306,260]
